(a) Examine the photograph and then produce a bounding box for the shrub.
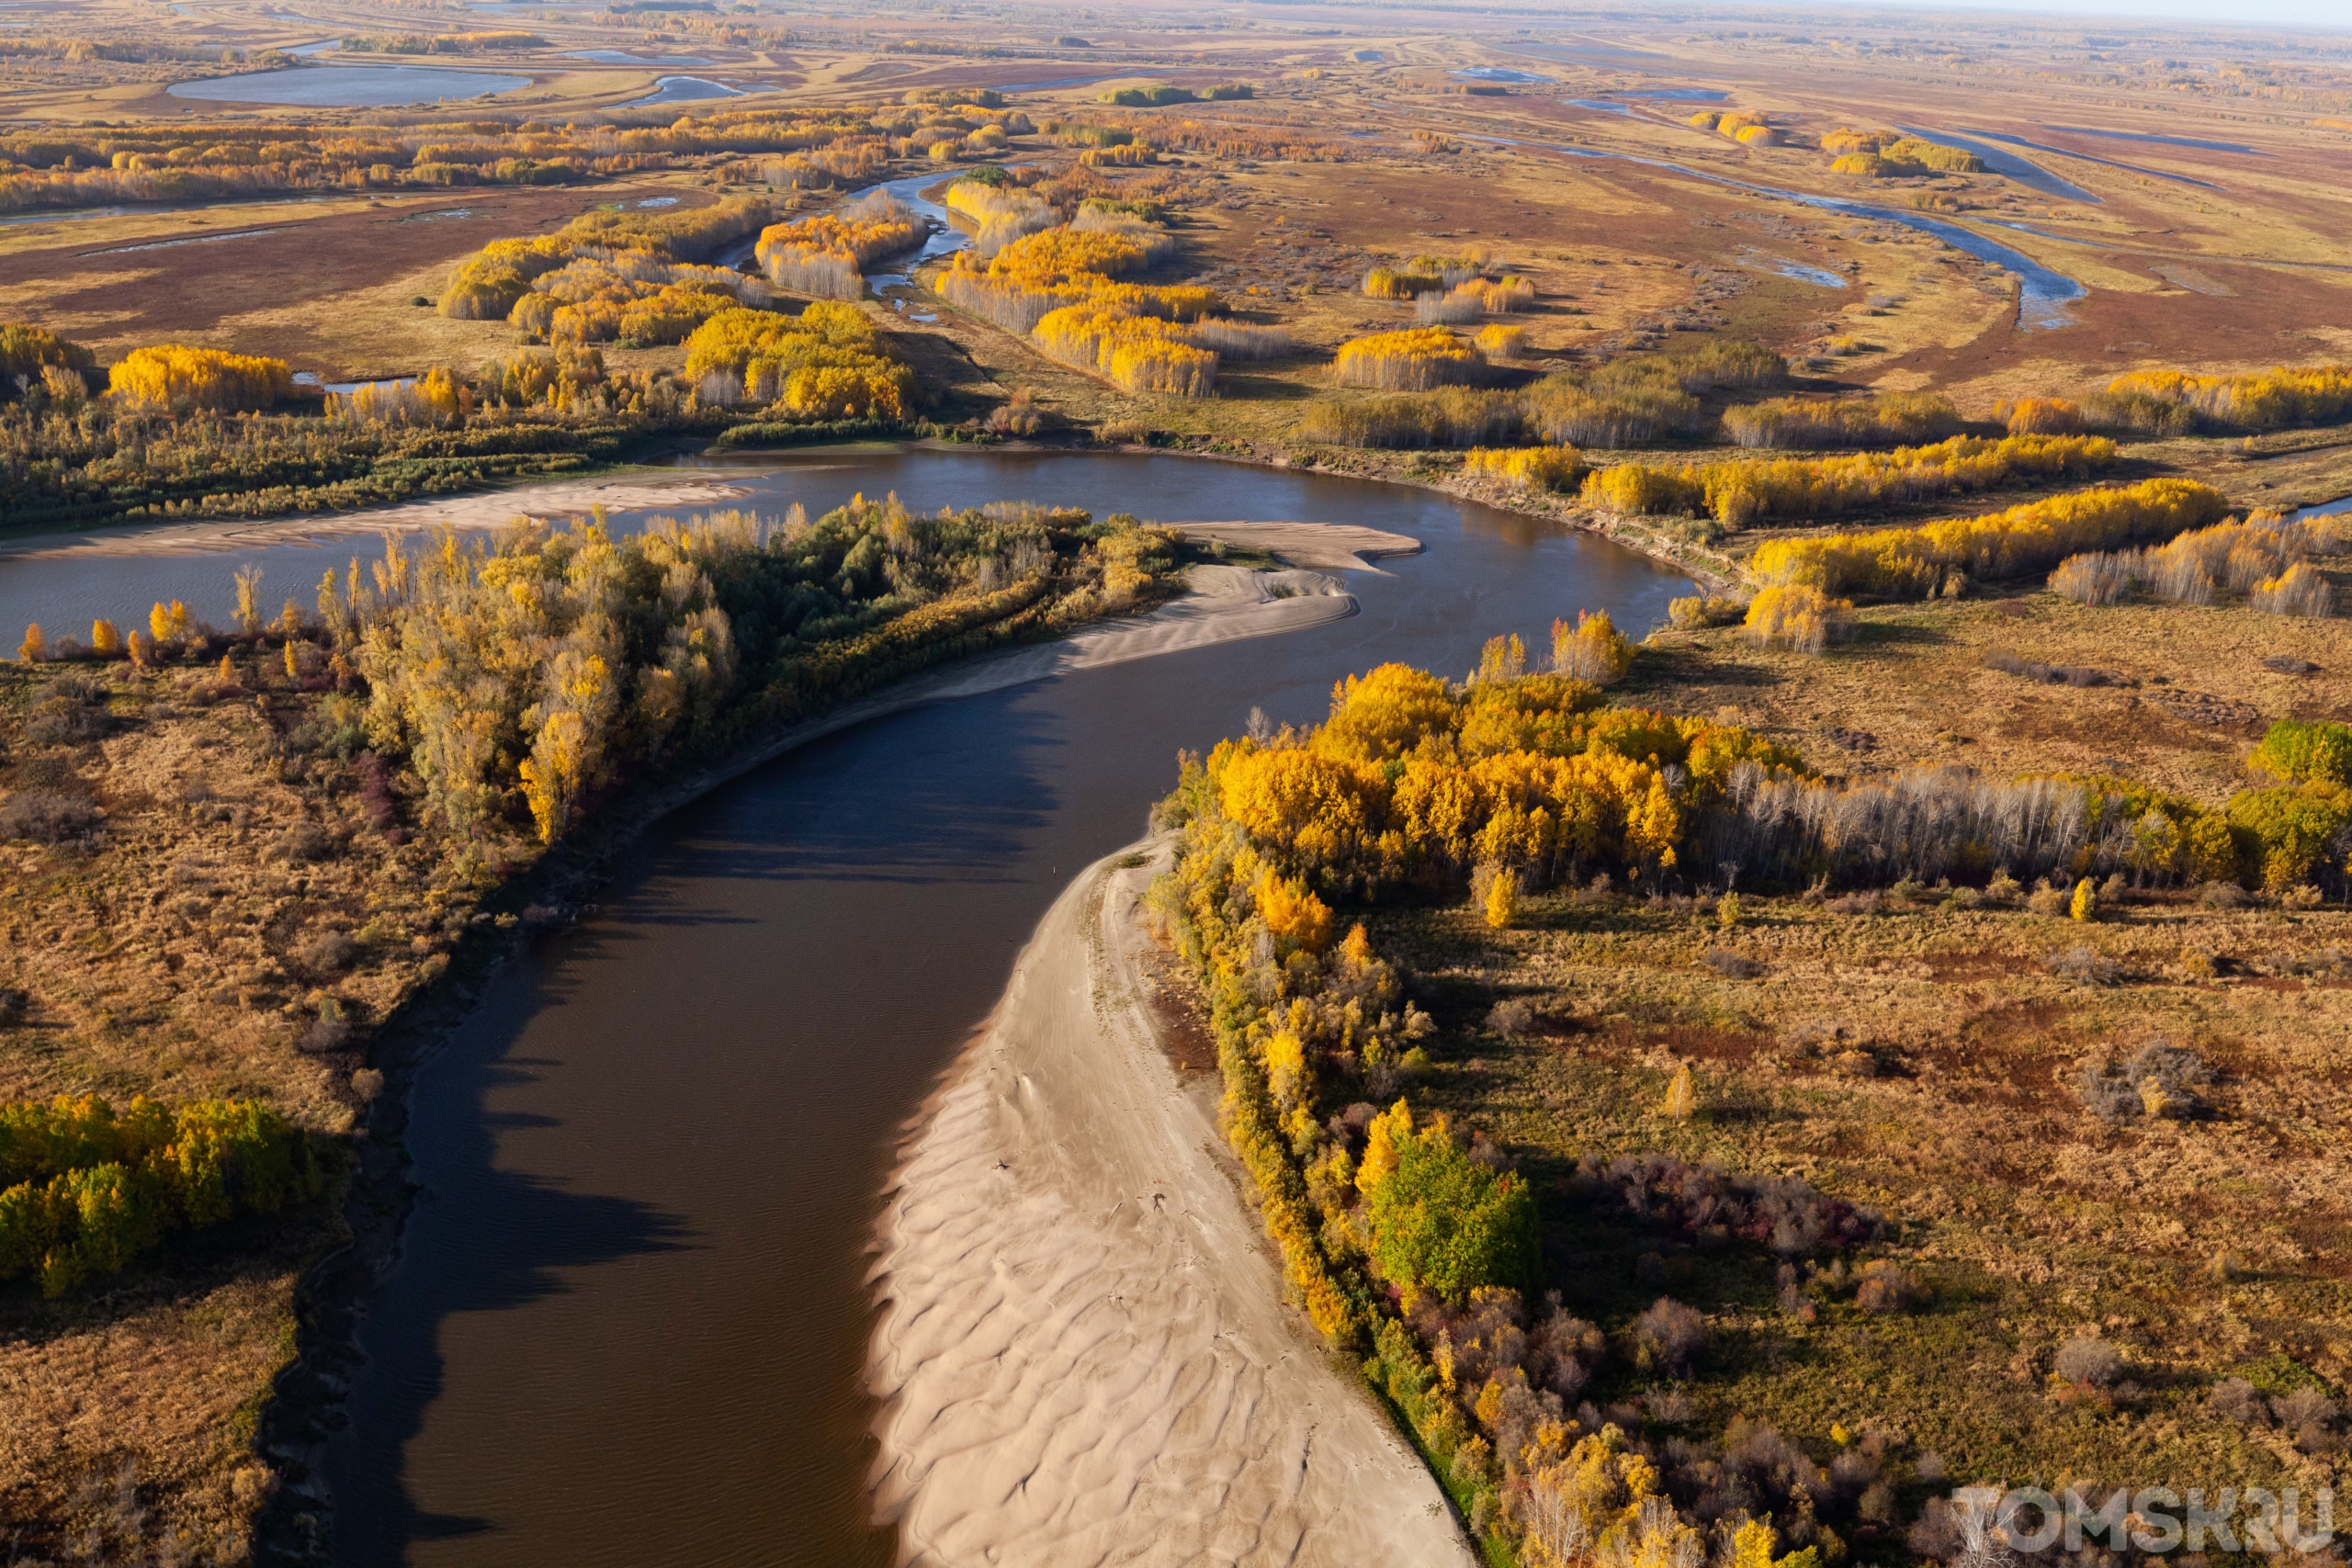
[0,321,95,384]
[1487,998,1534,1038]
[1602,434,2116,527]
[2050,552,2134,605]
[1187,318,1293,359]
[1412,289,1481,328]
[2211,1377,2268,1425]
[2251,561,2333,617]
[1854,1258,1922,1313]
[1363,265,1448,300]
[2043,943,2120,984]
[1099,84,1196,107]
[1702,947,1764,978]
[1743,584,1850,654]
[0,791,98,843]
[1997,396,2083,435]
[1723,392,1962,449]
[0,1095,327,1294]
[2102,364,2352,433]
[2081,388,2197,435]
[1298,388,1521,448]
[944,181,1058,257]
[2250,718,2352,785]
[1634,1296,1707,1373]
[2053,1335,2125,1387]
[1668,594,1746,629]
[1332,328,1481,391]
[2079,1042,2209,1122]
[683,303,914,419]
[1034,303,1217,396]
[2227,779,2352,891]
[1582,463,1703,515]
[1524,341,1783,448]
[1474,322,1527,359]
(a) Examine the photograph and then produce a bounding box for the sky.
[1814,0,2351,28]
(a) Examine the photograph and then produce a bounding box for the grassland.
[1355,580,2352,1514]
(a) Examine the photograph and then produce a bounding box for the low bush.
[2053,1335,2126,1386]
[2078,1042,2209,1121]
[1299,389,1521,448]
[1633,1296,1708,1373]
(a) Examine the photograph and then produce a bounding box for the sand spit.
[1176,521,1425,574]
[0,475,756,560]
[867,849,1475,1568]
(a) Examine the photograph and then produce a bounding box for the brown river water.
[0,449,1691,1565]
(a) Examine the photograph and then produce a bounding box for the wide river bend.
[0,451,1692,1565]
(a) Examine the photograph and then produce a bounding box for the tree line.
[0,1094,329,1296]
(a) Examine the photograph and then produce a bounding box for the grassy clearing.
[1374,874,2352,1496]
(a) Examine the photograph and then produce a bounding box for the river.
[0,452,1691,1565]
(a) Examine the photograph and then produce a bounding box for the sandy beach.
[1177,520,1426,574]
[865,846,1474,1568]
[0,474,760,560]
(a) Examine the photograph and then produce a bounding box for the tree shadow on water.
[663,684,1068,886]
[327,988,698,1565]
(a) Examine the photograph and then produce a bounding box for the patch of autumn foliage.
[1182,661,1798,892]
[1748,478,2230,597]
[2103,364,2352,432]
[1333,329,1483,391]
[753,190,926,299]
[682,303,914,418]
[107,345,292,413]
[0,1094,329,1296]
[439,196,773,321]
[1464,446,1588,493]
[1581,433,2116,525]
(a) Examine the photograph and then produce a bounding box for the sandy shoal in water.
[866,847,1475,1568]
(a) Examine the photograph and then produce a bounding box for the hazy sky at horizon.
[1802,0,2350,29]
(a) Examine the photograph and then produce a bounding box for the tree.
[1366,1108,1540,1305]
[233,565,264,636]
[1662,1064,1697,1120]
[19,624,45,662]
[1553,610,1633,684]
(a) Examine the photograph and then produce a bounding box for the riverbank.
[867,840,1476,1567]
[252,536,1413,1562]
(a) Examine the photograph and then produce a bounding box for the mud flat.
[866,846,1474,1568]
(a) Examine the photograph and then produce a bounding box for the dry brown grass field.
[6,0,2352,1559]
[0,655,486,1555]
[1354,581,2352,1515]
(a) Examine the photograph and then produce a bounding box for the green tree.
[1366,1115,1539,1305]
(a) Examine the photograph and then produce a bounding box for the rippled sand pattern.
[868,854,1474,1568]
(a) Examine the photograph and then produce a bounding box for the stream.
[1468,134,2089,331]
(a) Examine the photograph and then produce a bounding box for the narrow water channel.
[186,452,1684,1565]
